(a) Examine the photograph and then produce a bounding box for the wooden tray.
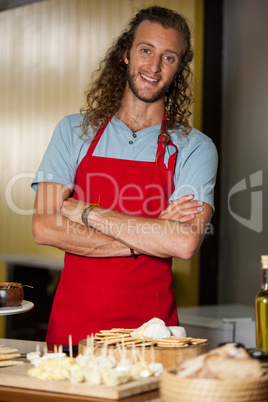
[0,362,159,400]
[79,340,209,369]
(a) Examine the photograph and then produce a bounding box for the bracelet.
[130,248,137,259]
[81,205,95,228]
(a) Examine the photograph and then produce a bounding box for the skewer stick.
[54,344,57,353]
[102,341,108,357]
[132,344,138,365]
[136,349,143,363]
[84,335,90,356]
[91,334,94,354]
[121,337,126,360]
[69,335,73,359]
[150,345,155,364]
[108,347,114,359]
[57,347,62,370]
[142,341,145,362]
[116,342,123,361]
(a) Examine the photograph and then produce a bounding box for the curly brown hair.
[80,6,194,141]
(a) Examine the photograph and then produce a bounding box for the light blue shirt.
[32,114,218,211]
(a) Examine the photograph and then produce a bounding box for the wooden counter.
[0,383,160,402]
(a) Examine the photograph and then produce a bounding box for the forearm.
[86,207,208,259]
[33,182,133,258]
[60,195,211,259]
[32,212,131,258]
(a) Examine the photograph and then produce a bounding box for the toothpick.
[102,341,108,357]
[150,344,155,364]
[121,337,126,360]
[69,335,73,359]
[91,334,94,354]
[116,341,123,360]
[43,344,48,356]
[108,348,114,359]
[84,335,90,356]
[132,343,137,365]
[142,341,145,362]
[136,349,143,363]
[54,344,57,353]
[58,350,62,369]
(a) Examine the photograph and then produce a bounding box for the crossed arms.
[32,182,212,260]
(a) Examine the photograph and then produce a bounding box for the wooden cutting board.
[79,340,209,369]
[0,362,159,400]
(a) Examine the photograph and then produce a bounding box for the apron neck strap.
[156,112,178,172]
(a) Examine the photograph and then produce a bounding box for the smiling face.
[124,21,185,104]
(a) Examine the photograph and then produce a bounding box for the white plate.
[0,300,34,316]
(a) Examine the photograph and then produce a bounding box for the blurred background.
[0,0,267,343]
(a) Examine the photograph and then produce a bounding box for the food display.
[78,318,208,370]
[176,343,264,379]
[26,318,207,388]
[0,318,209,400]
[0,345,23,368]
[93,318,207,349]
[94,329,207,348]
[160,343,268,402]
[27,352,162,386]
[27,334,163,386]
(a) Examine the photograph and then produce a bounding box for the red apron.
[46,116,179,345]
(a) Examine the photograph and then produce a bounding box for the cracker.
[95,333,129,339]
[0,353,21,361]
[94,328,207,350]
[161,336,192,342]
[96,335,136,344]
[123,337,157,347]
[109,328,134,333]
[123,339,145,345]
[0,360,24,368]
[155,336,192,344]
[190,338,208,345]
[157,341,189,348]
[99,328,132,334]
[155,335,207,348]
[96,339,118,346]
[0,347,19,354]
[134,340,157,347]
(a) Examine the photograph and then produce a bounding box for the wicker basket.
[160,368,268,402]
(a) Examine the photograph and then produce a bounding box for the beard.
[126,64,173,103]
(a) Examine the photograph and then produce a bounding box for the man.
[32,6,218,345]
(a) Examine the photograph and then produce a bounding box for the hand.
[159,194,204,223]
